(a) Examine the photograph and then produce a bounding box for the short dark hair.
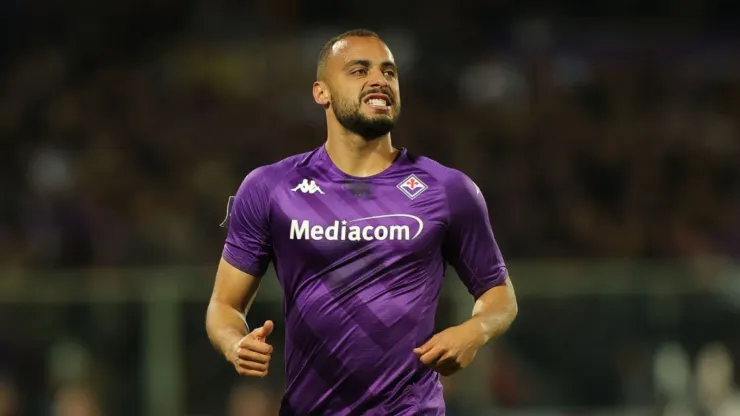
[316,29,381,81]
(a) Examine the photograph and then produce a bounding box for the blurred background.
[2,0,740,415]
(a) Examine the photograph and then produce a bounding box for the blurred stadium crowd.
[2,0,740,414]
[4,1,740,270]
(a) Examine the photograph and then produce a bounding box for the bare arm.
[414,172,517,375]
[464,276,518,345]
[211,167,274,377]
[414,277,517,375]
[206,257,262,363]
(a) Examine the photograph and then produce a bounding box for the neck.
[325,126,397,178]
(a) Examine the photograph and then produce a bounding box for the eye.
[384,69,396,78]
[352,68,367,76]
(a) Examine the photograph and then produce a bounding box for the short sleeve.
[222,167,273,277]
[442,172,508,298]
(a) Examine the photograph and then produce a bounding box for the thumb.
[250,320,274,339]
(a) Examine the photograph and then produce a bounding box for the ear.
[313,81,331,108]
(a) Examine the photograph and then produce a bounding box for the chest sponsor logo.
[289,214,424,241]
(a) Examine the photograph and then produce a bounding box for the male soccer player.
[206,29,518,415]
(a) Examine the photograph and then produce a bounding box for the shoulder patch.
[219,196,235,228]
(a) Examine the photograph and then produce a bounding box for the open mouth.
[363,93,392,111]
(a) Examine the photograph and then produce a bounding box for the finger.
[240,340,273,355]
[434,351,462,376]
[419,347,445,366]
[413,338,436,355]
[435,361,460,377]
[236,367,268,378]
[250,320,274,339]
[435,350,455,364]
[237,348,271,364]
[237,359,269,372]
[261,320,274,337]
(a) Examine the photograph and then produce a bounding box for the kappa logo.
[291,179,324,195]
[397,174,428,200]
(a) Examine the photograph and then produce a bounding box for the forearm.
[206,300,249,360]
[465,278,518,344]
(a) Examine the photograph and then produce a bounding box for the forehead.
[328,37,395,68]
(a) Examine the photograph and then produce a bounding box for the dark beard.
[333,101,399,141]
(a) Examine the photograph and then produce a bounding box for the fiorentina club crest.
[397,174,428,200]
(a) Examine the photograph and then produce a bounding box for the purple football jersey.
[223,145,508,416]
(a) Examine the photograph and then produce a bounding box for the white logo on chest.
[291,179,324,194]
[289,214,424,241]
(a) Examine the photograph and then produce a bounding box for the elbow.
[205,299,226,336]
[507,285,518,324]
[495,297,518,338]
[205,301,216,336]
[509,298,518,324]
[504,276,518,323]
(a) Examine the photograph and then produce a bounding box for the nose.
[368,68,389,87]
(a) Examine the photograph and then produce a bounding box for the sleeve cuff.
[222,245,266,278]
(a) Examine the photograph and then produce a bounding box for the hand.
[229,320,274,378]
[413,321,485,377]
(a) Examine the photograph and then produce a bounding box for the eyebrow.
[344,60,398,72]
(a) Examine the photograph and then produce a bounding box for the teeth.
[367,98,387,107]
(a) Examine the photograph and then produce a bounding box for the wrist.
[221,331,246,362]
[462,317,490,347]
